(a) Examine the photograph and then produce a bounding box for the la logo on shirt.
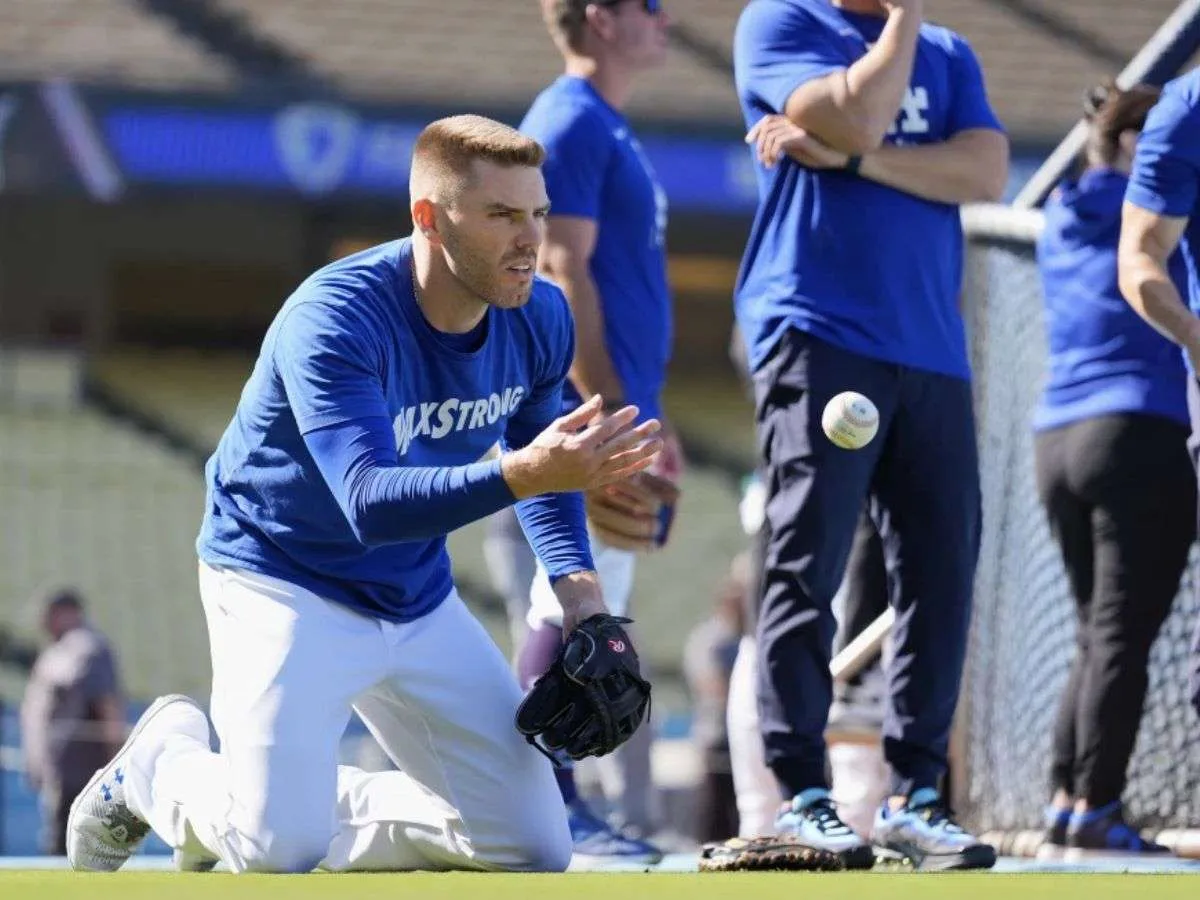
[888,86,931,142]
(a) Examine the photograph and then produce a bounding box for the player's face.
[440,161,550,309]
[607,0,670,70]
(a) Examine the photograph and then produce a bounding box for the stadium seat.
[213,0,741,125]
[0,404,210,701]
[0,0,234,89]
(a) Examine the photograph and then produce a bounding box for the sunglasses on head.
[593,0,663,14]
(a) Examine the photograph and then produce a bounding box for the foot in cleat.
[67,694,210,872]
[870,788,997,872]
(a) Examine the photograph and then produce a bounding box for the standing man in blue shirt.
[512,0,678,864]
[1119,67,1200,726]
[732,0,1008,870]
[64,114,662,875]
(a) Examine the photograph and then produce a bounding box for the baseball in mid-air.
[821,391,879,450]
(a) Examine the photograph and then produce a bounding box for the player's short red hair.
[411,115,545,189]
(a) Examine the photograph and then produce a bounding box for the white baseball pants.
[138,562,571,874]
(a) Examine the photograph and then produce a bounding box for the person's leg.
[1066,415,1194,855]
[584,550,657,838]
[68,563,389,874]
[693,744,738,844]
[324,591,571,872]
[726,634,780,838]
[727,508,780,838]
[44,780,71,856]
[1188,378,1200,722]
[1033,423,1093,855]
[751,330,895,865]
[482,507,538,657]
[867,369,994,871]
[827,510,890,834]
[518,538,661,861]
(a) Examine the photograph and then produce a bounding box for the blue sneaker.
[1065,802,1171,860]
[871,788,997,871]
[567,799,663,865]
[1037,805,1072,860]
[774,788,875,869]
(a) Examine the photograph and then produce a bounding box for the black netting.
[959,213,1200,833]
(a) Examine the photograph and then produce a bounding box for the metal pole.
[1013,0,1200,209]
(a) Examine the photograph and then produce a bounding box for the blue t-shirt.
[520,75,672,421]
[1034,168,1188,431]
[1127,68,1200,378]
[197,238,585,622]
[732,0,1004,378]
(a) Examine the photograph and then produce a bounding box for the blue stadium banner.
[95,95,759,212]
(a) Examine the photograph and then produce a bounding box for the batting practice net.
[956,204,1200,845]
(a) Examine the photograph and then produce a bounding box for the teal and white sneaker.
[871,788,997,871]
[66,694,209,872]
[774,788,875,869]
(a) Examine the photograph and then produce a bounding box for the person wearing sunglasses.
[509,0,675,866]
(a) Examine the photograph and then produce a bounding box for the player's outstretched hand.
[502,394,663,498]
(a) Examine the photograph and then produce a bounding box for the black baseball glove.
[515,614,652,762]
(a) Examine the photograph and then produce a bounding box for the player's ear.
[411,198,441,245]
[584,2,617,41]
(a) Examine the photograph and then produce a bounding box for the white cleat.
[67,694,208,872]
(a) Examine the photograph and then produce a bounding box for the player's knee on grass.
[473,792,572,872]
[514,827,573,873]
[237,820,332,874]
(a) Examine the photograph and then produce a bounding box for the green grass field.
[2,871,1199,900]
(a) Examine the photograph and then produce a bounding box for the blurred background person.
[514,0,678,863]
[682,551,750,844]
[724,473,778,840]
[19,588,125,856]
[1034,82,1194,859]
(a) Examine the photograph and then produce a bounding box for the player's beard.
[441,228,534,310]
